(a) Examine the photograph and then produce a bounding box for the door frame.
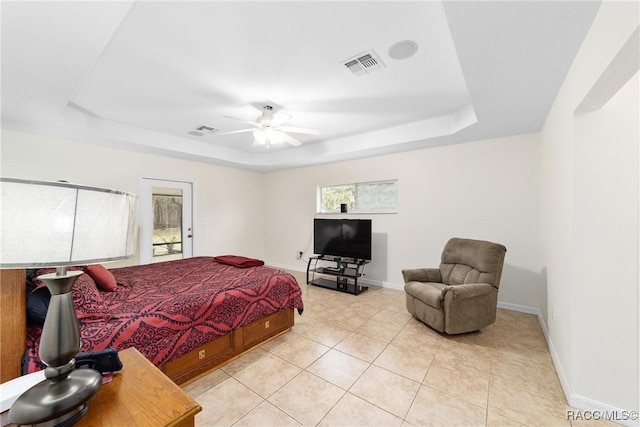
[139,176,195,264]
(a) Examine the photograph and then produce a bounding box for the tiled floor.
[183,271,614,427]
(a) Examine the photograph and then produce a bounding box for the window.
[152,189,184,258]
[318,180,398,213]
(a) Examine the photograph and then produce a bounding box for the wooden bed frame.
[0,269,295,386]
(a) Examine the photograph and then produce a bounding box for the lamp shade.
[0,178,138,267]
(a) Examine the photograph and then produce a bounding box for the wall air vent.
[188,125,217,136]
[342,49,385,76]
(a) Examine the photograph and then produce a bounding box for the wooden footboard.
[160,307,294,385]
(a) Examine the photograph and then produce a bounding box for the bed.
[22,256,304,385]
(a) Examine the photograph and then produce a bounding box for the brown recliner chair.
[403,238,507,334]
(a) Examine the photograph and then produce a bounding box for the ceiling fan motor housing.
[259,105,275,126]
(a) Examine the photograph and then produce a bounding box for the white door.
[139,178,193,264]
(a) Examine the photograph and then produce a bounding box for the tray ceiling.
[1,1,601,172]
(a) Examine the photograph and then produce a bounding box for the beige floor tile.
[423,357,490,408]
[234,353,302,398]
[343,301,381,319]
[295,303,324,321]
[435,339,494,374]
[318,392,404,427]
[486,411,526,426]
[350,365,421,418]
[495,309,540,329]
[327,311,374,331]
[356,309,412,342]
[233,401,302,427]
[405,385,486,427]
[268,371,345,426]
[335,332,388,363]
[307,348,370,389]
[447,326,495,347]
[493,333,550,357]
[182,368,230,399]
[298,320,352,347]
[356,319,404,343]
[370,308,413,328]
[326,302,380,331]
[195,377,263,427]
[488,374,572,426]
[220,346,269,376]
[299,301,344,322]
[259,329,298,352]
[373,344,433,383]
[379,295,409,312]
[392,322,443,355]
[491,351,565,402]
[356,288,405,310]
[271,334,330,368]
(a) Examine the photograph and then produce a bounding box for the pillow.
[84,264,117,292]
[213,255,265,268]
[26,286,51,326]
[34,268,111,322]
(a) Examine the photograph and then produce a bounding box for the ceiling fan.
[217,105,320,148]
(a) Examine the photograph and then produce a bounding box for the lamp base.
[8,368,101,426]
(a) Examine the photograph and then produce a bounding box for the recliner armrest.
[444,282,494,300]
[402,268,442,283]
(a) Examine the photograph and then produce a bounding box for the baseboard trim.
[530,307,637,427]
[496,301,539,315]
[268,262,306,273]
[567,395,639,427]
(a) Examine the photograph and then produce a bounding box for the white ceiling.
[1,1,601,172]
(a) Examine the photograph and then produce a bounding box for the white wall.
[539,0,639,416]
[264,133,540,309]
[0,130,267,266]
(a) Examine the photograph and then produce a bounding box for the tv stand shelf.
[306,256,369,295]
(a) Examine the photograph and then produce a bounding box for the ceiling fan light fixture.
[221,105,317,149]
[253,129,267,145]
[265,128,284,144]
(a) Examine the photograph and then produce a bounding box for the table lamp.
[0,178,138,426]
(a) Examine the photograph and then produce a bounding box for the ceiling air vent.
[188,125,217,136]
[342,50,385,76]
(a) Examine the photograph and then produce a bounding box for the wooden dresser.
[77,347,202,427]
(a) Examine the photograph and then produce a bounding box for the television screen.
[313,218,372,261]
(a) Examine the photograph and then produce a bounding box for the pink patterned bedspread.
[25,257,303,372]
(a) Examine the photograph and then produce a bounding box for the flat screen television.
[313,218,372,261]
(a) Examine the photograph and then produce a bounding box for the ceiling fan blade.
[277,125,321,135]
[221,115,259,126]
[271,111,292,126]
[281,133,302,147]
[251,139,265,148]
[215,128,256,136]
